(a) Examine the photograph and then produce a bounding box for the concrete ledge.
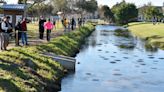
[42,53,76,71]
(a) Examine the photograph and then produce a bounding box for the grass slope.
[0,23,94,92]
[128,22,164,49]
[27,22,63,39]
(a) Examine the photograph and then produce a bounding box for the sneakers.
[0,47,7,51]
[22,43,29,46]
[26,44,29,46]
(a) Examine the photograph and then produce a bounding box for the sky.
[5,0,164,7]
[97,0,163,7]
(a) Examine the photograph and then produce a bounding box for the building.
[0,4,26,26]
[138,3,164,21]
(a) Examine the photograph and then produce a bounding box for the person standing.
[39,16,46,39]
[68,21,71,32]
[71,18,75,30]
[21,18,28,46]
[0,31,3,50]
[1,16,12,50]
[0,19,3,50]
[6,16,13,34]
[53,19,56,29]
[44,19,54,41]
[82,17,85,26]
[63,18,67,32]
[78,18,82,28]
[15,19,22,46]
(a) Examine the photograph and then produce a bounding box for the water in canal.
[60,25,164,92]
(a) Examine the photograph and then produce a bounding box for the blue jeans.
[21,32,28,45]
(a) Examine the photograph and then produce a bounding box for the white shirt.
[1,22,8,32]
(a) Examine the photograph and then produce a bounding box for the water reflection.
[60,25,164,92]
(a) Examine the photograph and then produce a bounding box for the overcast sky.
[5,0,164,7]
[97,0,163,7]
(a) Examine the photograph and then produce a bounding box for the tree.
[18,0,46,8]
[98,5,114,22]
[51,0,69,13]
[18,0,23,4]
[28,3,53,17]
[85,0,98,13]
[139,3,163,21]
[112,1,138,24]
[76,0,98,14]
[76,0,86,11]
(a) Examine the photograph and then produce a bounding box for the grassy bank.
[27,22,64,39]
[37,23,95,56]
[0,23,95,92]
[128,22,164,49]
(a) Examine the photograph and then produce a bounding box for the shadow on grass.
[0,79,22,92]
[0,62,30,80]
[0,52,39,71]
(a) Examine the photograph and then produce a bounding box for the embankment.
[128,22,164,49]
[0,23,95,92]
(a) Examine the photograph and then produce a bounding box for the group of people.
[15,17,28,46]
[152,16,164,25]
[39,17,54,41]
[62,17,85,32]
[0,16,55,51]
[0,16,28,51]
[0,15,85,51]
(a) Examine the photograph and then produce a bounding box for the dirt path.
[6,29,66,50]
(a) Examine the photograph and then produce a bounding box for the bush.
[114,29,131,38]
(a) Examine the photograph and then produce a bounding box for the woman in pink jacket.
[44,19,54,41]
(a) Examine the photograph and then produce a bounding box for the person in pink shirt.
[44,19,54,41]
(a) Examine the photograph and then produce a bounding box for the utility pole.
[24,2,27,17]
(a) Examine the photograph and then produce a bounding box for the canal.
[60,25,164,92]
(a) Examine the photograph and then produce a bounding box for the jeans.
[21,32,28,45]
[0,33,3,50]
[0,32,9,50]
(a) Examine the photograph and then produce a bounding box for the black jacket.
[39,19,46,30]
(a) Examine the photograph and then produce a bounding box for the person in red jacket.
[21,18,28,46]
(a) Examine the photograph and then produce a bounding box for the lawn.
[128,22,164,49]
[8,21,65,48]
[128,22,164,39]
[27,21,64,39]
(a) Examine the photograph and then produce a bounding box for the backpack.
[15,22,22,31]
